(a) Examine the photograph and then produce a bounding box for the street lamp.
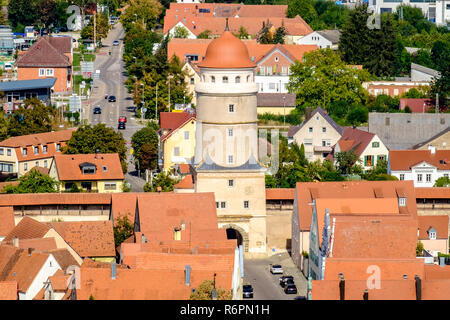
[168,74,173,112]
[141,83,145,120]
[211,273,218,300]
[155,83,158,121]
[283,95,286,126]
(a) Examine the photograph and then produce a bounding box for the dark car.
[243,285,253,298]
[118,122,126,130]
[108,95,116,102]
[93,106,101,114]
[294,296,307,300]
[279,276,294,287]
[284,284,297,294]
[281,278,295,288]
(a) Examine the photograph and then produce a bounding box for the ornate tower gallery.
[193,28,267,255]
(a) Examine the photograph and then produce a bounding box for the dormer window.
[56,144,61,152]
[399,197,406,207]
[23,148,27,156]
[80,162,96,174]
[429,230,437,240]
[43,145,48,153]
[34,147,39,154]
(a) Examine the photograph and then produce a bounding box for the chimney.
[12,237,19,248]
[111,262,117,280]
[185,265,191,286]
[439,256,445,267]
[27,247,34,256]
[305,107,312,121]
[415,275,421,300]
[363,289,368,301]
[338,273,345,301]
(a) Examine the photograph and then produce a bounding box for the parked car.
[118,116,127,123]
[118,122,126,130]
[93,106,101,114]
[294,296,307,300]
[279,276,294,286]
[108,95,116,102]
[284,284,297,294]
[280,276,295,288]
[242,285,253,298]
[270,264,283,274]
[113,40,119,46]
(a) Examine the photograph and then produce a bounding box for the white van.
[4,63,12,71]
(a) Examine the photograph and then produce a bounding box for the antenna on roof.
[225,17,229,31]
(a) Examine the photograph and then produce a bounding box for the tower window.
[228,129,233,137]
[228,155,234,164]
[235,76,240,83]
[244,201,249,209]
[222,76,228,83]
[228,179,234,187]
[228,104,234,113]
[211,76,215,83]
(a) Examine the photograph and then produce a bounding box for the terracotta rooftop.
[49,221,116,257]
[294,181,417,231]
[16,238,57,252]
[0,206,15,237]
[415,187,450,199]
[418,215,449,240]
[0,129,74,147]
[424,264,450,280]
[265,188,295,200]
[167,3,288,18]
[336,127,376,157]
[0,193,111,206]
[48,269,70,292]
[174,174,194,189]
[47,36,72,54]
[52,153,124,181]
[3,216,51,242]
[389,149,450,171]
[111,193,138,226]
[136,192,219,242]
[159,112,196,142]
[47,249,80,271]
[15,36,71,68]
[0,281,17,300]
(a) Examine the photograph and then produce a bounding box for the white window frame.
[39,68,45,76]
[228,155,234,164]
[184,131,189,140]
[7,149,11,156]
[399,197,406,207]
[24,163,28,171]
[417,174,423,183]
[426,174,431,182]
[46,69,54,76]
[174,147,180,156]
[429,231,436,240]
[228,129,233,137]
[44,160,48,168]
[399,174,405,181]
[0,148,3,155]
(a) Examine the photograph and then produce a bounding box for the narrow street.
[84,22,146,192]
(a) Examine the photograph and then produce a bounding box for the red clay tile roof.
[295,181,417,231]
[159,112,196,141]
[0,193,111,206]
[0,245,20,274]
[47,249,80,271]
[330,215,418,259]
[179,163,191,175]
[390,150,450,171]
[265,188,295,200]
[3,217,50,242]
[174,174,194,189]
[47,36,72,54]
[15,36,71,68]
[198,31,256,69]
[53,153,124,181]
[167,3,288,18]
[49,221,116,257]
[336,127,376,157]
[0,281,17,300]
[424,264,450,280]
[323,258,425,281]
[76,267,231,300]
[30,166,50,176]
[422,279,450,300]
[17,238,57,252]
[1,250,52,293]
[136,193,219,242]
[111,193,138,226]
[48,269,70,292]
[0,206,15,237]
[418,215,449,239]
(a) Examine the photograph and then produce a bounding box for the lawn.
[73,75,92,96]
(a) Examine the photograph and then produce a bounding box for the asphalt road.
[84,23,146,192]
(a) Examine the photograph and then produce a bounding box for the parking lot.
[243,252,307,300]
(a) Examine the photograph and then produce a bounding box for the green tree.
[0,110,9,142]
[288,49,371,109]
[143,171,179,192]
[236,26,249,39]
[173,25,189,38]
[273,24,287,44]
[113,215,134,248]
[81,13,111,42]
[139,142,158,171]
[7,98,59,137]
[197,30,212,39]
[257,20,273,44]
[346,105,368,125]
[434,176,450,187]
[335,150,360,175]
[131,127,158,161]
[63,124,128,173]
[413,49,434,69]
[120,0,163,32]
[416,240,424,256]
[8,0,39,28]
[189,280,232,300]
[3,168,59,194]
[286,0,317,24]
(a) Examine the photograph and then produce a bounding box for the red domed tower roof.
[198,30,256,69]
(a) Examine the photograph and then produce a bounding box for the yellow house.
[49,153,124,193]
[159,112,196,172]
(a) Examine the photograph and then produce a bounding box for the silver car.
[270,264,283,274]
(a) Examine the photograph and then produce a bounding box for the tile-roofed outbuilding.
[111,193,138,226]
[415,187,450,199]
[174,174,194,189]
[15,36,71,68]
[389,150,450,171]
[48,269,70,292]
[16,238,57,252]
[3,216,51,242]
[49,221,116,258]
[52,153,124,181]
[135,193,219,241]
[0,192,112,206]
[418,215,449,240]
[266,188,295,200]
[0,281,17,300]
[0,129,74,148]
[46,249,80,271]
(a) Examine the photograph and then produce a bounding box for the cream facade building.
[193,28,267,256]
[289,107,343,162]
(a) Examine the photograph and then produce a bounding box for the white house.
[296,30,341,50]
[389,148,450,187]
